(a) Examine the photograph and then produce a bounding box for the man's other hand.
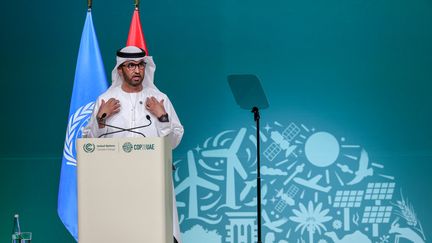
[97,98,121,121]
[145,96,167,118]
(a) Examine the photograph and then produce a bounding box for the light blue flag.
[58,11,108,241]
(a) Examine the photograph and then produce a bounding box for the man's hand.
[145,96,166,118]
[97,98,120,128]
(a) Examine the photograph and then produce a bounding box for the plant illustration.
[392,190,426,240]
[290,201,333,243]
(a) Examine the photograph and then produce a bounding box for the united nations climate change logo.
[83,143,95,153]
[123,142,133,153]
[174,121,427,243]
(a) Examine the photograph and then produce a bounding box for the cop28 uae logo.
[174,121,427,243]
[122,142,133,153]
[83,143,95,153]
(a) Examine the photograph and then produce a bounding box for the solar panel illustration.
[361,206,393,224]
[286,185,299,198]
[364,182,395,201]
[282,123,300,141]
[263,143,282,161]
[275,200,287,213]
[275,185,299,212]
[333,190,364,208]
[264,123,300,161]
[332,190,365,231]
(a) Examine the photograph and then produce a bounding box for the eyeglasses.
[122,62,146,71]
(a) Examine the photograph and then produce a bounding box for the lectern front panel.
[77,137,172,243]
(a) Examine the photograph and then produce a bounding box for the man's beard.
[125,74,144,87]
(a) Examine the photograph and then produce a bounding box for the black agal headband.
[116,48,146,58]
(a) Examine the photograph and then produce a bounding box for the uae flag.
[126,7,182,243]
[126,7,149,54]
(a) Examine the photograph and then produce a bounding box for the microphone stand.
[251,106,262,243]
[98,123,146,137]
[98,116,152,138]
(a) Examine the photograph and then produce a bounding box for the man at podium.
[85,45,184,149]
[84,46,184,243]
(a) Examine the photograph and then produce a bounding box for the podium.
[76,137,173,243]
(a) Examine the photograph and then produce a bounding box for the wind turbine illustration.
[201,128,248,208]
[175,150,219,219]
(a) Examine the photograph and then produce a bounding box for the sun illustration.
[304,131,340,168]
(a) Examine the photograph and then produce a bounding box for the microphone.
[130,115,152,130]
[98,115,152,138]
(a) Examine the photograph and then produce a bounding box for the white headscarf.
[110,46,158,91]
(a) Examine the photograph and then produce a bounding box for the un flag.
[57,11,108,241]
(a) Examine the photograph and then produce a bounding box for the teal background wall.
[0,0,431,242]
